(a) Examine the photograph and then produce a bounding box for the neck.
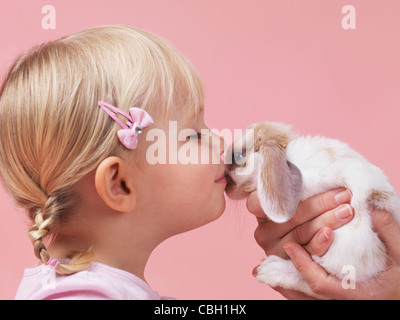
[48,213,165,284]
[93,229,161,282]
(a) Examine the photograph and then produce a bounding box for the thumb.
[370,209,400,262]
[246,191,266,219]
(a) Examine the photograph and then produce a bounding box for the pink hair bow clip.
[98,101,154,149]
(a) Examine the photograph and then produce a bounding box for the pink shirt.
[15,262,168,300]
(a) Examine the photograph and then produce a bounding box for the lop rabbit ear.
[256,143,302,223]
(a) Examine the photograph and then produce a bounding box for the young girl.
[0,25,227,299]
[0,25,355,300]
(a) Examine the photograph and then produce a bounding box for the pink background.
[1,0,400,299]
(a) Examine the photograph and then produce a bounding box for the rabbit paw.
[256,255,301,288]
[255,255,324,298]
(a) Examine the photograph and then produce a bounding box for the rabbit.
[224,121,400,299]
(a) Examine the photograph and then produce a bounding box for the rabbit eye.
[233,150,246,165]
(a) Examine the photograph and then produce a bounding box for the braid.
[27,196,57,263]
[27,193,94,275]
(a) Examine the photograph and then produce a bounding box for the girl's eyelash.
[188,132,202,139]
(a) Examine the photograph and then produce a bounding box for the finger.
[370,209,400,262]
[251,188,352,258]
[283,241,371,300]
[273,287,319,300]
[254,204,353,258]
[247,191,273,230]
[253,223,282,256]
[283,242,345,299]
[247,188,351,224]
[283,204,354,245]
[246,191,265,218]
[303,227,334,257]
[290,188,352,229]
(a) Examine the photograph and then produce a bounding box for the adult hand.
[248,188,354,260]
[248,188,355,299]
[280,209,400,299]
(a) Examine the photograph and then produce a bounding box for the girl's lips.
[215,172,227,184]
[215,176,227,184]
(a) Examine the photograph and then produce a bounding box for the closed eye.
[187,132,203,141]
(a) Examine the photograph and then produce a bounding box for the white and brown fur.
[225,122,400,299]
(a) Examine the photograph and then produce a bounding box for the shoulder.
[15,262,162,300]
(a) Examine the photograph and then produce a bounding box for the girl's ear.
[256,144,302,223]
[94,156,136,213]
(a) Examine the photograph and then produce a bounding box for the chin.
[210,194,226,221]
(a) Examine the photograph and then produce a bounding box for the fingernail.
[252,265,260,277]
[317,228,331,243]
[283,244,293,258]
[335,189,352,205]
[335,204,353,220]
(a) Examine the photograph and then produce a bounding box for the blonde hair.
[0,25,204,274]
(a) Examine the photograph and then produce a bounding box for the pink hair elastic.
[98,101,154,150]
[45,257,60,269]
